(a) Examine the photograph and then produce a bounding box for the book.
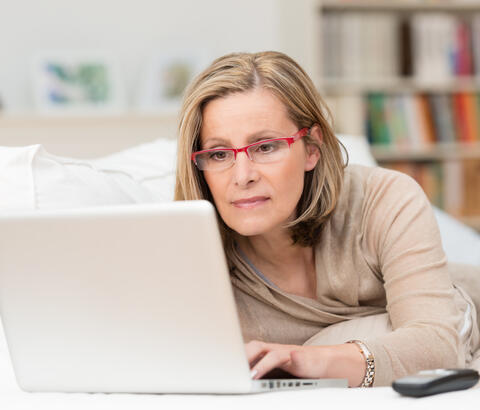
[462,159,480,215]
[402,93,423,149]
[456,19,474,76]
[443,160,464,216]
[321,12,400,79]
[463,93,479,143]
[417,94,436,144]
[452,93,469,142]
[429,94,451,143]
[390,95,410,148]
[472,14,480,76]
[367,93,390,145]
[399,17,413,76]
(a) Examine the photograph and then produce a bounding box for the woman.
[174,51,479,387]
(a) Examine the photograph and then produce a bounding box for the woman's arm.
[358,168,465,386]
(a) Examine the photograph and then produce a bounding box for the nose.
[232,150,259,187]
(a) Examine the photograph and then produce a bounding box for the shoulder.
[343,165,439,263]
[342,164,426,211]
[330,164,430,239]
[344,164,422,192]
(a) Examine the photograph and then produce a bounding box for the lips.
[232,196,270,208]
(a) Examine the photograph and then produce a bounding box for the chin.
[227,218,276,237]
[233,227,266,237]
[223,217,263,236]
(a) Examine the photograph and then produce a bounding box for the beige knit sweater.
[228,164,479,386]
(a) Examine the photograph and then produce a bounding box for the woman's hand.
[245,340,330,379]
[245,340,366,387]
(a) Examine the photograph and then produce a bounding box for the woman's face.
[199,88,320,238]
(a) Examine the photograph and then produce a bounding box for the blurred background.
[0,0,479,231]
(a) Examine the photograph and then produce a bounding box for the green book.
[367,93,391,146]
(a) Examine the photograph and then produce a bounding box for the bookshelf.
[320,0,480,12]
[318,0,480,232]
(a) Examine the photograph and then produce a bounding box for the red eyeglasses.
[191,127,309,171]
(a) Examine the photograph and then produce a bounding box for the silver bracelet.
[347,340,375,387]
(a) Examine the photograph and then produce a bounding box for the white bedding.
[1,136,479,407]
[0,320,478,410]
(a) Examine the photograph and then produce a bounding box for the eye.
[208,150,229,161]
[255,141,280,153]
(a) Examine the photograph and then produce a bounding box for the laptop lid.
[0,201,254,393]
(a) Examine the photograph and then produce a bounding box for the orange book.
[417,95,436,144]
[452,93,468,142]
[468,93,480,142]
[462,93,478,143]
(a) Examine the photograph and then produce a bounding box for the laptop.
[0,200,347,393]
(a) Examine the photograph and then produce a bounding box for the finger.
[251,350,291,380]
[244,340,270,366]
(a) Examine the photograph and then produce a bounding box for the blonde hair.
[174,51,347,253]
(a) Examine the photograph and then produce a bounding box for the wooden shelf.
[319,77,480,94]
[321,0,480,12]
[371,143,480,161]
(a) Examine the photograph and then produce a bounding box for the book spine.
[429,94,446,143]
[402,93,422,149]
[473,14,480,76]
[400,17,413,76]
[462,160,480,216]
[456,19,473,76]
[418,94,436,144]
[452,93,469,142]
[367,93,390,145]
[464,93,479,143]
[443,160,464,216]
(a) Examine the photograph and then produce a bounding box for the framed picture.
[136,52,208,114]
[32,51,126,115]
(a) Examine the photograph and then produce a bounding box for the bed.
[1,134,479,407]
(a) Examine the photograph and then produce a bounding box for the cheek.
[203,173,227,209]
[276,158,306,210]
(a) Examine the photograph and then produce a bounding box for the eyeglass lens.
[195,139,290,171]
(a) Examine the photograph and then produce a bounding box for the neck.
[236,228,315,284]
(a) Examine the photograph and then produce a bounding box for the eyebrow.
[202,130,283,148]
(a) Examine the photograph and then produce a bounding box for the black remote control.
[392,369,479,397]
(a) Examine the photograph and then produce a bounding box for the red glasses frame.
[191,127,310,168]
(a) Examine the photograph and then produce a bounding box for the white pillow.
[0,146,36,210]
[336,133,377,167]
[434,208,480,266]
[88,137,177,202]
[0,145,155,212]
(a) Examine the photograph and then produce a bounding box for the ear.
[304,124,322,172]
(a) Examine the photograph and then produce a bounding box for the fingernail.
[250,369,258,379]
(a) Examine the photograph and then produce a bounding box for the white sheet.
[1,321,478,409]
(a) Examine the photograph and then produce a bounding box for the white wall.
[0,0,310,113]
